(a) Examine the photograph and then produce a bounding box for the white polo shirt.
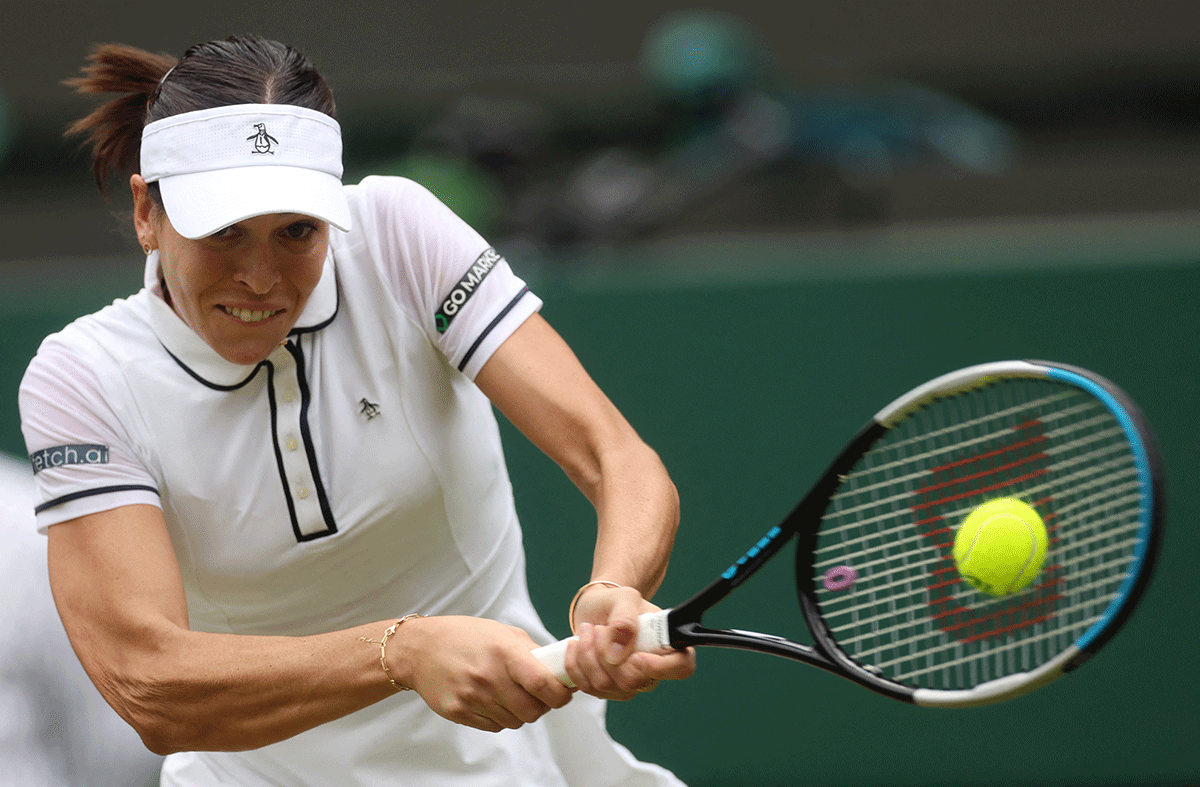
[19,176,684,787]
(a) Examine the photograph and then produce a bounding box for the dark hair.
[65,36,336,194]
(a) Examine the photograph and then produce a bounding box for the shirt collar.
[143,249,339,388]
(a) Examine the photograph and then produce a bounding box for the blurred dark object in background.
[371,94,556,240]
[376,11,1019,251]
[0,88,17,172]
[538,11,1016,245]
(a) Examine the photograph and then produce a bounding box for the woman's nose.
[233,246,282,294]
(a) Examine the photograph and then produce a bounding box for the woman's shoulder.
[341,175,468,237]
[29,291,156,373]
[345,174,435,201]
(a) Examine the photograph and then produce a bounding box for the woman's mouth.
[222,306,281,323]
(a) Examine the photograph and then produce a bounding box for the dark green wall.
[3,231,1196,786]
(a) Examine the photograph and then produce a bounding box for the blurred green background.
[2,1,1198,785]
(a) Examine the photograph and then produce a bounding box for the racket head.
[796,360,1163,707]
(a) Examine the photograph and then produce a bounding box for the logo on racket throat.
[723,526,784,581]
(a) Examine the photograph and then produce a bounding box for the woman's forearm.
[583,439,680,598]
[112,621,396,754]
[474,313,681,600]
[48,506,401,755]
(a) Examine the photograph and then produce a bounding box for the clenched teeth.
[223,306,280,323]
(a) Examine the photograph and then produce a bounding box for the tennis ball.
[953,497,1048,596]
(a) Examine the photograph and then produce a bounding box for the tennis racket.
[532,360,1163,707]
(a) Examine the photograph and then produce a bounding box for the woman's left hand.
[563,584,696,701]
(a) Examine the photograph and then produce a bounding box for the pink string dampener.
[823,565,859,592]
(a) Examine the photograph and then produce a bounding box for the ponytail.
[64,43,177,194]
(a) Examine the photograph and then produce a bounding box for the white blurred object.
[0,453,162,786]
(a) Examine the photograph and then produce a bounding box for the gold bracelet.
[568,580,625,635]
[359,613,425,692]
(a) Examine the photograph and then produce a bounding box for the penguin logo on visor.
[248,123,279,155]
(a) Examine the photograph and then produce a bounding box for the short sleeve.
[344,176,542,379]
[19,337,161,532]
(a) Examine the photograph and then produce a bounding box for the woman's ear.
[131,174,158,252]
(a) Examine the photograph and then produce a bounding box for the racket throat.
[672,621,841,675]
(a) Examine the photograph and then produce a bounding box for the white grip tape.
[531,609,672,688]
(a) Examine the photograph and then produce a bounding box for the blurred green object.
[376,153,505,237]
[640,10,779,106]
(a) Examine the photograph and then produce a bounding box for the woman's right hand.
[387,615,576,732]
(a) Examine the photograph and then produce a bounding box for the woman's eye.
[285,222,317,239]
[209,226,238,239]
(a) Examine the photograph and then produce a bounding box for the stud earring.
[143,243,152,255]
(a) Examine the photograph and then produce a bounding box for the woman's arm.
[47,504,572,754]
[474,313,696,698]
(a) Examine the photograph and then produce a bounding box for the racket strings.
[823,498,1143,626]
[833,529,1143,656]
[821,416,1126,523]
[810,379,1147,692]
[813,460,1140,571]
[854,391,1089,478]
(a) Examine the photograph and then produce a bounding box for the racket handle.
[531,609,672,687]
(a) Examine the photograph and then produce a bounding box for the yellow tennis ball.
[953,497,1048,596]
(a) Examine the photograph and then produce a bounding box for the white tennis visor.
[140,104,352,239]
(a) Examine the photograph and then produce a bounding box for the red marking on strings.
[916,452,1049,500]
[958,605,1063,644]
[926,431,1046,474]
[932,578,1062,623]
[911,468,1050,511]
[909,420,1061,644]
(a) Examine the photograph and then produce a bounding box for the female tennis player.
[20,36,693,786]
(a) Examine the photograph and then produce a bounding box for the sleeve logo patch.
[435,248,503,334]
[31,444,110,474]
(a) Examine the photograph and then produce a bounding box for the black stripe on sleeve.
[35,485,161,514]
[457,286,531,372]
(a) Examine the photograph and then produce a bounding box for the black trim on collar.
[289,277,340,338]
[163,345,269,391]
